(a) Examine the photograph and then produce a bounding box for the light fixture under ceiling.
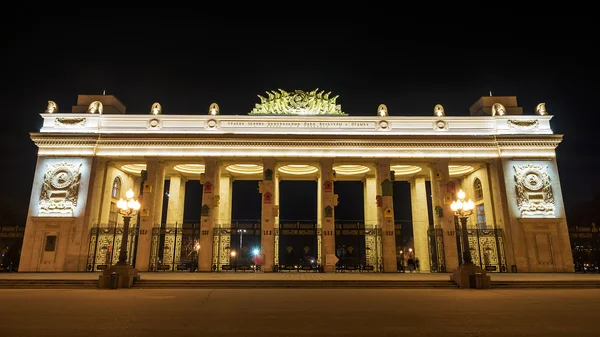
[449,165,474,176]
[390,165,422,175]
[121,164,147,174]
[226,164,263,175]
[333,164,371,175]
[278,164,319,175]
[173,164,205,174]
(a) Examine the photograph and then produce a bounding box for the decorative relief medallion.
[39,162,82,214]
[378,120,389,130]
[55,118,86,128]
[514,164,555,217]
[434,120,448,131]
[206,119,218,129]
[249,88,346,115]
[147,118,161,130]
[507,119,539,130]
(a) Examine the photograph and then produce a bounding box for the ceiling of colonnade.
[117,161,478,181]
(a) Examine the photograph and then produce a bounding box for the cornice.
[29,133,561,149]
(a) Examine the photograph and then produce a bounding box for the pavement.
[2,287,600,337]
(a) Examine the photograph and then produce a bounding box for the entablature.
[30,133,561,159]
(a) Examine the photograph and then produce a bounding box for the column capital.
[376,158,392,167]
[427,159,449,169]
[262,158,276,167]
[319,158,334,167]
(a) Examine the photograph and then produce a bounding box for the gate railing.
[86,224,139,272]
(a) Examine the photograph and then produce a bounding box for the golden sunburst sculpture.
[249,88,346,115]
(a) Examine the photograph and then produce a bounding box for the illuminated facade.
[18,91,574,274]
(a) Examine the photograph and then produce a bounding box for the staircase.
[131,279,460,289]
[0,279,99,289]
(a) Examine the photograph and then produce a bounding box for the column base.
[98,264,139,289]
[323,265,336,273]
[449,263,491,289]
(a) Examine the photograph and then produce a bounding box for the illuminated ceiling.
[119,162,475,180]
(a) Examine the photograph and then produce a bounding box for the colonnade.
[88,157,503,273]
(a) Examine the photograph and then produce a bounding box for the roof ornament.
[378,104,388,117]
[87,101,103,114]
[45,101,58,113]
[492,103,506,116]
[249,89,346,115]
[535,103,547,115]
[209,103,220,115]
[150,102,162,115]
[434,104,445,117]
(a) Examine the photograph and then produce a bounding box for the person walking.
[415,257,420,273]
[407,257,415,273]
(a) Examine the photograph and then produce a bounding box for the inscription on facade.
[220,121,375,129]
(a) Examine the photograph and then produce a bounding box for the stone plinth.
[450,263,491,289]
[98,264,139,289]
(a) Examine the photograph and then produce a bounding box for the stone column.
[428,160,459,271]
[274,171,281,267]
[215,170,232,269]
[261,158,277,272]
[410,176,430,272]
[135,158,166,271]
[166,175,186,227]
[218,172,232,226]
[363,173,379,268]
[198,158,219,272]
[377,159,397,272]
[83,158,109,229]
[319,159,336,272]
[163,174,186,267]
[80,158,109,270]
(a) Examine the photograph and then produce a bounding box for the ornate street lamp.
[116,188,141,266]
[231,250,237,272]
[450,189,475,265]
[192,240,200,272]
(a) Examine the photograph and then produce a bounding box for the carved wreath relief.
[39,162,82,214]
[514,164,555,217]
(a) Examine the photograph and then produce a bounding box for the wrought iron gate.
[427,228,446,272]
[87,225,138,271]
[459,228,507,272]
[149,224,201,271]
[212,222,261,271]
[276,222,319,271]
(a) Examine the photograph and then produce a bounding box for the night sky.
[3,11,599,231]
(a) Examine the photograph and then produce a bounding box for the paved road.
[1,288,598,337]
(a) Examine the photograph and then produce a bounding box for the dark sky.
[3,11,599,228]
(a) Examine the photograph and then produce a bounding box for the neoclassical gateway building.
[19,90,574,275]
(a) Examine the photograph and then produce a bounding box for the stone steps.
[132,280,460,289]
[491,281,600,289]
[1,279,598,289]
[0,279,99,289]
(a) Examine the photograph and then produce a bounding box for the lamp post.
[116,188,141,266]
[192,240,200,272]
[99,188,140,289]
[450,189,475,265]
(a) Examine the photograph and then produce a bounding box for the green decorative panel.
[201,204,210,217]
[381,179,393,197]
[264,169,273,181]
[324,206,333,218]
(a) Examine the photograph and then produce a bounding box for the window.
[44,235,57,252]
[111,176,122,199]
[474,178,483,201]
[476,204,487,228]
